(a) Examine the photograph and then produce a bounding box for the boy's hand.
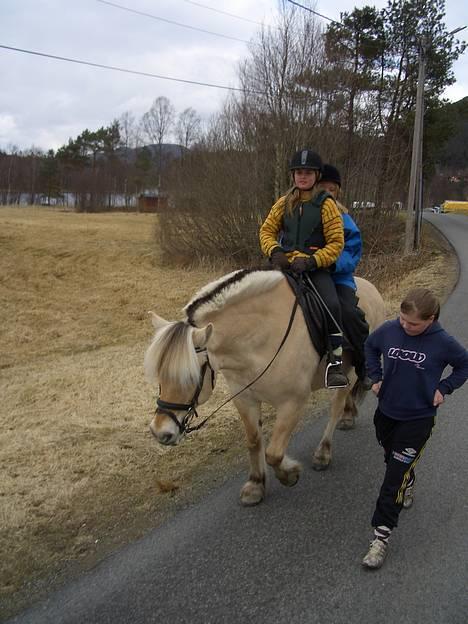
[433,390,444,406]
[372,381,382,396]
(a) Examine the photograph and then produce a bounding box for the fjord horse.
[145,269,385,505]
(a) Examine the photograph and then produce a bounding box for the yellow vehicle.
[441,200,468,214]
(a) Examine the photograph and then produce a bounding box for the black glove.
[270,248,290,271]
[291,256,317,274]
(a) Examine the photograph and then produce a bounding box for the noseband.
[155,349,215,435]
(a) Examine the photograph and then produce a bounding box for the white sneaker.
[403,486,414,509]
[362,539,388,569]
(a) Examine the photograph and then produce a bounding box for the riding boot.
[325,352,348,389]
[325,334,348,389]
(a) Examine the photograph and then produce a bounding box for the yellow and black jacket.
[259,189,344,268]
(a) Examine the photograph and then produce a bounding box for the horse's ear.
[192,324,213,348]
[148,311,169,330]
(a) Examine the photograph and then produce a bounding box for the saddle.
[284,273,352,359]
[284,273,329,358]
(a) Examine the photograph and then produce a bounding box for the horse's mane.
[144,269,284,389]
[144,321,200,389]
[184,268,284,326]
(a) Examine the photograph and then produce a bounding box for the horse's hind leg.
[313,387,348,470]
[336,380,358,430]
[234,397,267,506]
[266,399,305,487]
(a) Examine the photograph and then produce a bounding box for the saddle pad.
[284,273,328,357]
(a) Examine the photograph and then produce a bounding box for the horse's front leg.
[234,397,267,506]
[266,399,305,487]
[313,387,348,470]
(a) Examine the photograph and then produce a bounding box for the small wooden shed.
[138,190,168,213]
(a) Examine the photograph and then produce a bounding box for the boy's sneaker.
[362,539,388,569]
[403,486,414,509]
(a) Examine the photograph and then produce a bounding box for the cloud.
[0,114,17,142]
[1,0,466,151]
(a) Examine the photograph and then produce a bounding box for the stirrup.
[325,360,349,389]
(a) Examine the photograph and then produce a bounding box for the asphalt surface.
[8,213,468,624]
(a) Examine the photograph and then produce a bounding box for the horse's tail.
[350,377,367,406]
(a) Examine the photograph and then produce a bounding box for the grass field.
[0,206,458,618]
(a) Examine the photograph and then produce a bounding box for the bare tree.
[176,107,201,149]
[238,4,325,196]
[141,96,175,187]
[117,111,137,149]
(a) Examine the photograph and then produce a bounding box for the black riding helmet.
[289,149,323,172]
[321,163,341,187]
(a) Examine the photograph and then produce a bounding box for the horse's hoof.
[240,481,265,506]
[275,462,301,487]
[336,418,355,430]
[277,471,300,487]
[312,457,330,471]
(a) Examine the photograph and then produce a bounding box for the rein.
[155,297,299,436]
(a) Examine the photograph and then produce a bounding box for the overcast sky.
[1,0,467,151]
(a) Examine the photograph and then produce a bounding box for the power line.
[286,0,341,26]
[180,0,270,28]
[0,44,266,94]
[96,0,249,43]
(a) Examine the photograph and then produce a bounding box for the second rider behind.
[317,164,372,389]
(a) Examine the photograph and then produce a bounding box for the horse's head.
[145,312,216,446]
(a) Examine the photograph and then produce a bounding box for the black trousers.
[305,269,342,338]
[335,284,369,376]
[371,408,435,529]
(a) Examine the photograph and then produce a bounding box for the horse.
[144,268,386,506]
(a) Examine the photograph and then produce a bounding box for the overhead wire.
[0,1,348,101]
[180,0,271,28]
[96,0,249,43]
[0,44,266,94]
[0,44,325,103]
[286,0,342,26]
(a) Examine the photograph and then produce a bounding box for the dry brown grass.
[0,206,458,618]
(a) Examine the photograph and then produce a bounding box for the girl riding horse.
[259,149,347,389]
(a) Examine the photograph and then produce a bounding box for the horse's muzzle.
[149,421,180,446]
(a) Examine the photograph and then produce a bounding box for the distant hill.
[116,143,188,164]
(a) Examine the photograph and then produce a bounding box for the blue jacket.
[365,319,468,421]
[332,212,362,290]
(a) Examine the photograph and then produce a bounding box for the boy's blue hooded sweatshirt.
[365,319,468,420]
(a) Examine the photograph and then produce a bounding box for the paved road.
[8,213,468,624]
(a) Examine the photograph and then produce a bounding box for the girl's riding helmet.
[321,164,341,187]
[289,149,323,172]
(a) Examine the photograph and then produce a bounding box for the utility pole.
[404,25,466,254]
[404,37,426,255]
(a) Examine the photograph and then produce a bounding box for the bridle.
[155,348,216,435]
[154,296,299,437]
